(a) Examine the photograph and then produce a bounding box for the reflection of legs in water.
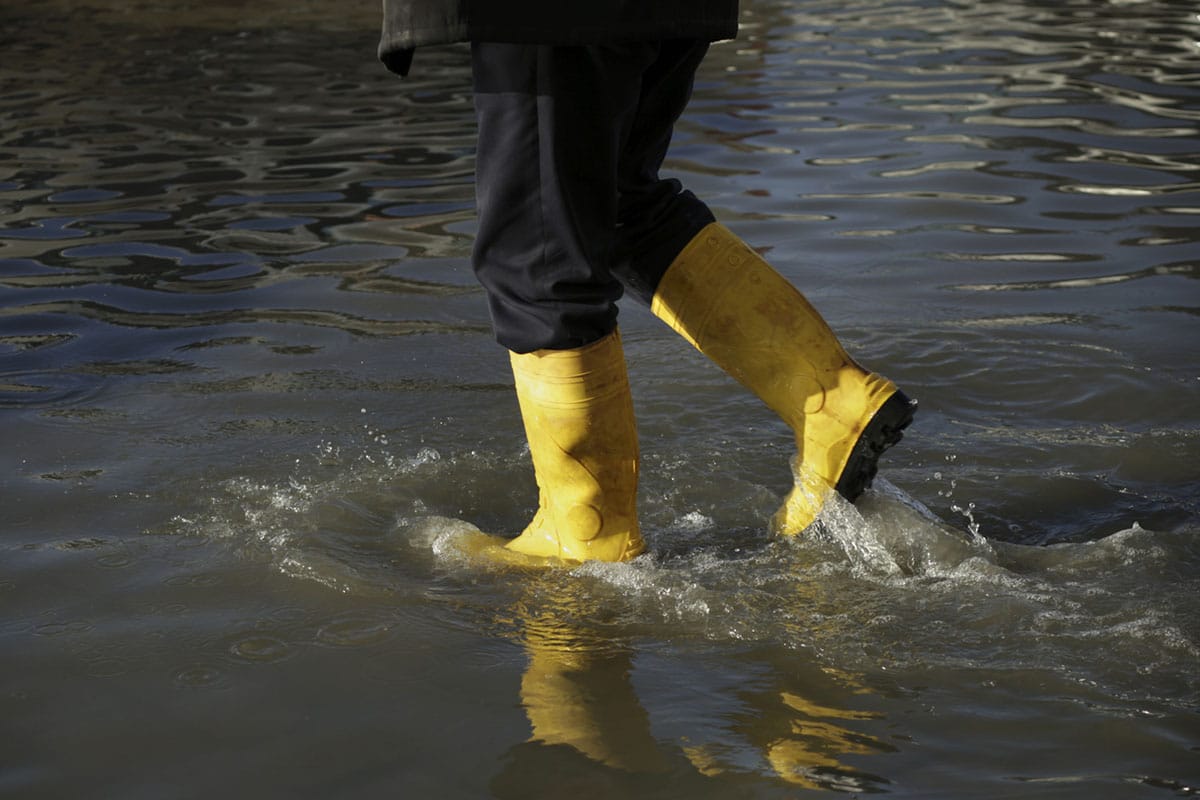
[517,620,665,773]
[493,584,669,785]
[490,590,888,794]
[498,600,896,793]
[761,688,895,791]
[682,656,895,791]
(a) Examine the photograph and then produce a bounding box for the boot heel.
[835,390,917,502]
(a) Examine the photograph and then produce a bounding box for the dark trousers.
[471,40,716,353]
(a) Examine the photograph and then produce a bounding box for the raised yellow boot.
[650,223,915,535]
[506,329,645,562]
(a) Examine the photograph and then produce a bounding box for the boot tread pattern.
[835,390,917,502]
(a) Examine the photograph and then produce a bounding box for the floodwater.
[2,0,1198,796]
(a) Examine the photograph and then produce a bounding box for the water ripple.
[3,4,1197,794]
[1,301,485,338]
[950,261,1196,291]
[0,370,105,409]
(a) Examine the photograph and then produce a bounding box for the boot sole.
[835,390,917,502]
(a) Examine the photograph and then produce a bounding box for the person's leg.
[651,225,916,534]
[506,329,643,562]
[610,44,915,534]
[611,39,717,304]
[471,42,663,561]
[473,41,669,353]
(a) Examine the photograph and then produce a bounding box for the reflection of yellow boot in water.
[520,627,666,772]
[505,329,645,562]
[681,666,892,791]
[764,690,890,790]
[651,222,916,534]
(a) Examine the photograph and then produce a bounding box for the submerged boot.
[506,329,645,562]
[650,222,915,534]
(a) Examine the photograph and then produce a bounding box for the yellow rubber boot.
[650,222,915,535]
[506,329,645,562]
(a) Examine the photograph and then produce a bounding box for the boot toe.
[834,390,916,502]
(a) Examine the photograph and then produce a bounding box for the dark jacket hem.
[378,7,739,76]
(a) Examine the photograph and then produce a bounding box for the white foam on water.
[165,441,1199,707]
[158,437,453,594]
[675,510,716,532]
[810,478,999,580]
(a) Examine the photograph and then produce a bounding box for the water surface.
[2,0,1198,797]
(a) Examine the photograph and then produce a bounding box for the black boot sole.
[834,390,917,503]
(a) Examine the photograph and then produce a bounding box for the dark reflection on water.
[2,0,1198,797]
